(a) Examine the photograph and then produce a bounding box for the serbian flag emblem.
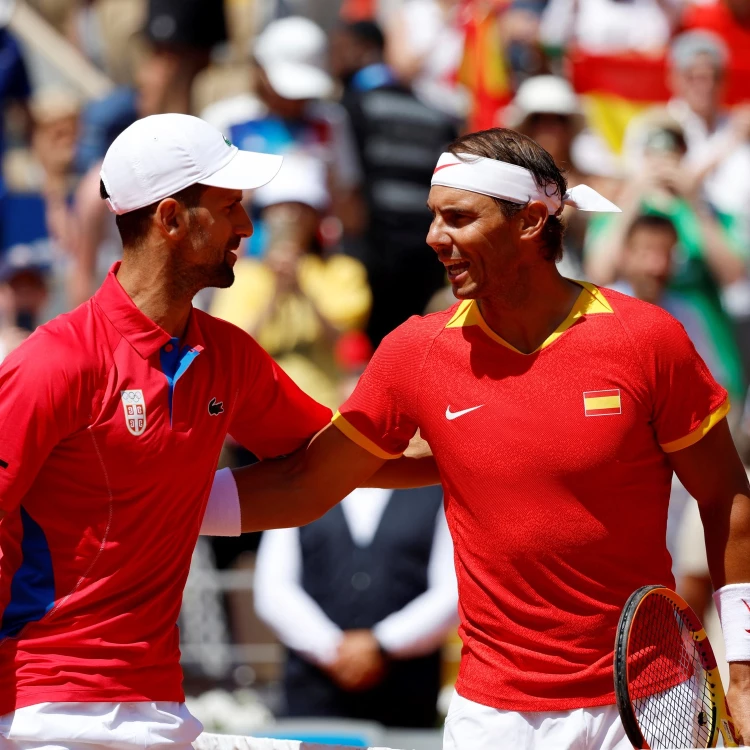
[583,389,621,417]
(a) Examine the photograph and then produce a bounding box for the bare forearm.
[693,203,747,286]
[365,456,440,489]
[233,455,333,533]
[235,425,388,532]
[701,486,750,589]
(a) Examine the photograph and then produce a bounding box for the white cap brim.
[199,149,284,191]
[263,62,335,101]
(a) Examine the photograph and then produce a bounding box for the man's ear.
[518,200,549,242]
[154,198,187,241]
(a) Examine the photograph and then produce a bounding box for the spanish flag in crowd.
[567,52,670,154]
[568,48,750,154]
[457,0,513,132]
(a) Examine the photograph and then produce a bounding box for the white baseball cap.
[505,76,584,131]
[100,113,284,215]
[253,17,335,101]
[254,154,330,212]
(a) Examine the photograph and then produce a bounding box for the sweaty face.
[426,186,529,306]
[175,187,252,292]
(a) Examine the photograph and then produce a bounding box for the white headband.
[431,153,621,215]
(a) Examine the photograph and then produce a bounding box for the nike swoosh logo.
[445,405,484,420]
[743,599,750,633]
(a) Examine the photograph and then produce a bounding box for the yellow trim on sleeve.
[331,411,403,460]
[660,399,731,454]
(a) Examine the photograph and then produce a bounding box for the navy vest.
[283,485,445,728]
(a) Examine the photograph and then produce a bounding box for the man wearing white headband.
[203,127,750,748]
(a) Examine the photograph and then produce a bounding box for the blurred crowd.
[2,0,750,734]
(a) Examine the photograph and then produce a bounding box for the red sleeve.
[333,318,426,459]
[0,333,91,512]
[638,308,729,453]
[228,333,331,460]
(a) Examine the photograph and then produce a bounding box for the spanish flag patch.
[583,389,621,417]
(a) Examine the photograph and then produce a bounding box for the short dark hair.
[625,214,678,242]
[343,20,386,52]
[99,180,207,247]
[447,128,568,262]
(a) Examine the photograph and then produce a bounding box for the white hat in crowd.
[253,16,335,101]
[669,30,728,71]
[253,153,330,212]
[100,113,283,215]
[505,75,585,133]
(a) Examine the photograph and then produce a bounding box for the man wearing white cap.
[0,113,339,749]
[206,127,750,747]
[201,16,363,249]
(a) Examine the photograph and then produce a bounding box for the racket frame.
[614,584,738,749]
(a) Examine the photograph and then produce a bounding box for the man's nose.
[235,204,253,238]
[426,219,449,252]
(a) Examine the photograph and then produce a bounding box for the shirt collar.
[94,262,204,359]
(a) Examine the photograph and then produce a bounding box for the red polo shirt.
[0,263,330,714]
[333,284,727,711]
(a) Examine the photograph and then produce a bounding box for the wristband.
[200,467,241,537]
[713,583,750,662]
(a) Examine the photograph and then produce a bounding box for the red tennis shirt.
[0,263,331,714]
[333,282,728,712]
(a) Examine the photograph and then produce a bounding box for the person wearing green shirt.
[585,128,748,412]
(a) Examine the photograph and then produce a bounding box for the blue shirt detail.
[228,114,327,257]
[350,63,398,93]
[0,507,55,639]
[159,338,202,425]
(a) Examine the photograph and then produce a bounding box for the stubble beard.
[174,223,238,296]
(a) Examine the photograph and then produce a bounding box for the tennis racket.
[614,585,738,749]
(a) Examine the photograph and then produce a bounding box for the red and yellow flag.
[457,1,512,132]
[583,389,622,417]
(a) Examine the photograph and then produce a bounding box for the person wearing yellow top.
[210,155,371,409]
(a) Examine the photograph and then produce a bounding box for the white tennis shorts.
[443,691,632,750]
[0,701,202,749]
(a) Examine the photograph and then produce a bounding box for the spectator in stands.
[254,482,457,728]
[385,0,467,120]
[0,25,31,160]
[615,215,725,377]
[0,24,31,247]
[681,0,750,71]
[77,0,227,173]
[330,19,456,346]
[539,0,680,54]
[624,31,750,224]
[201,16,364,251]
[2,88,82,322]
[210,155,371,410]
[0,244,50,361]
[585,119,748,415]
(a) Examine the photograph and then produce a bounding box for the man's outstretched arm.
[233,424,439,533]
[669,418,750,742]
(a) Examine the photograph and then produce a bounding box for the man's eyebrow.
[435,204,473,213]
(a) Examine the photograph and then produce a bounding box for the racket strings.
[628,594,714,748]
